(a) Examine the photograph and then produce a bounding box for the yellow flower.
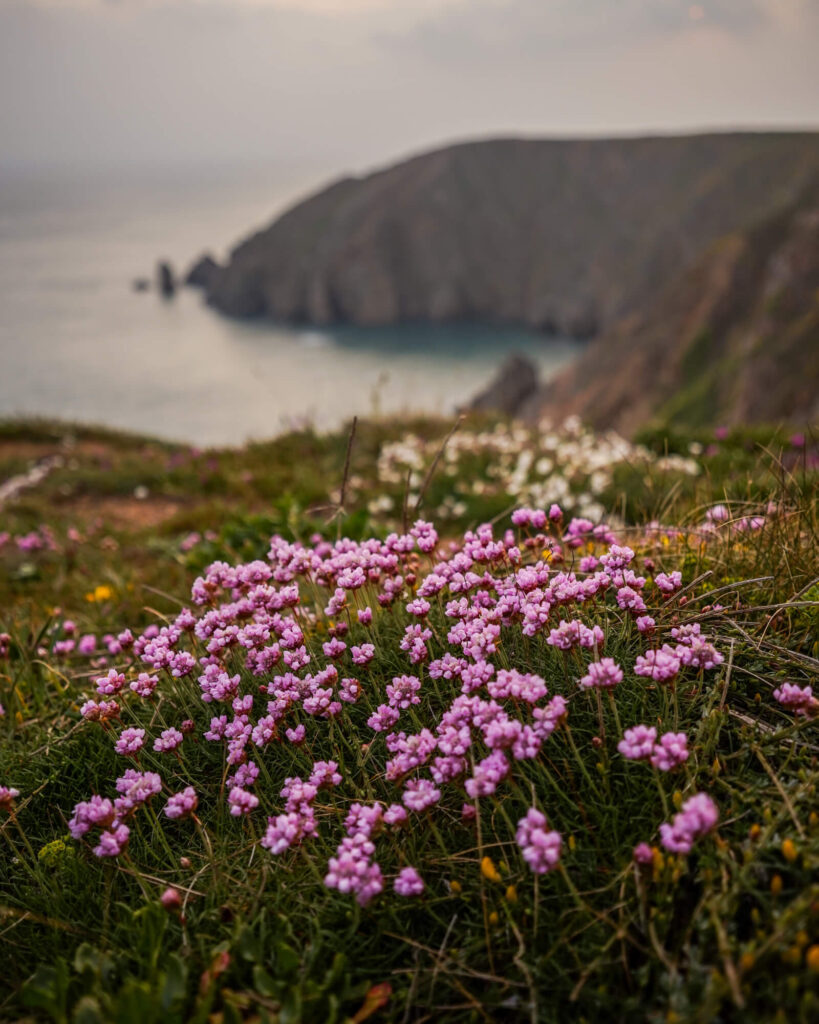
[449,880,462,894]
[672,790,683,810]
[771,873,783,895]
[488,911,499,926]
[739,952,754,973]
[806,945,819,973]
[505,885,518,903]
[480,856,502,883]
[781,838,798,863]
[85,584,113,603]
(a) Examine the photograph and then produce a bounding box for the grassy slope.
[1,416,818,1024]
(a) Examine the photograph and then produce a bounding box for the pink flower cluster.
[618,727,689,771]
[659,793,719,854]
[60,506,726,906]
[516,807,562,874]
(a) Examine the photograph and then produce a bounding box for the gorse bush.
[2,481,818,1023]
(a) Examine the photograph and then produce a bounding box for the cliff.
[204,133,819,335]
[528,187,819,430]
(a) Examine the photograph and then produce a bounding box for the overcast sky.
[1,0,817,174]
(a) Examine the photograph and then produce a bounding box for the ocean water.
[0,163,579,447]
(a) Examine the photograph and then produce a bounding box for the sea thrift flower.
[383,803,408,826]
[153,728,184,753]
[655,571,682,594]
[387,674,422,710]
[229,762,260,789]
[68,796,115,837]
[94,823,130,858]
[773,683,814,712]
[351,643,375,666]
[115,728,145,757]
[650,732,689,771]
[286,724,306,745]
[228,787,259,816]
[367,704,400,732]
[633,842,654,864]
[465,750,509,799]
[339,677,361,703]
[516,808,562,874]
[130,673,159,698]
[262,811,315,854]
[659,793,719,854]
[618,725,657,761]
[406,598,431,617]
[96,669,126,695]
[324,833,383,906]
[115,770,162,813]
[636,616,656,634]
[402,778,441,812]
[161,887,182,910]
[0,786,20,810]
[634,645,681,682]
[394,866,425,896]
[164,787,198,820]
[579,658,623,690]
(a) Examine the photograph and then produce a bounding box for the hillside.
[203,133,819,335]
[529,186,819,432]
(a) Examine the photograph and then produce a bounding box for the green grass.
[1,416,818,1023]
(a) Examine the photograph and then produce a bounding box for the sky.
[1,0,817,175]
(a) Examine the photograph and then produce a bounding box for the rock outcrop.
[185,254,221,289]
[467,354,539,415]
[203,133,819,335]
[157,261,176,298]
[530,186,819,431]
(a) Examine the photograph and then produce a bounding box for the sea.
[0,162,579,447]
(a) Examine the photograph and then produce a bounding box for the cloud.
[0,0,816,167]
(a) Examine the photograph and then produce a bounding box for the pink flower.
[94,823,130,858]
[350,643,375,666]
[650,732,689,772]
[339,677,361,703]
[655,571,682,594]
[659,792,718,854]
[516,807,562,874]
[402,778,441,812]
[0,786,20,810]
[634,645,681,682]
[394,866,425,896]
[617,725,657,761]
[367,704,400,732]
[773,683,814,712]
[161,887,182,910]
[579,658,623,690]
[228,787,259,816]
[130,673,159,698]
[387,674,421,710]
[115,728,145,757]
[286,724,306,745]
[96,669,126,696]
[153,728,184,753]
[633,842,654,864]
[164,787,198,820]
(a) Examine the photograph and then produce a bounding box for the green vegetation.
[1,416,817,1023]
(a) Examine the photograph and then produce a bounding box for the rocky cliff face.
[527,187,819,431]
[205,133,819,335]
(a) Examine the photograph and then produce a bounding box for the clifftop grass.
[1,416,817,1024]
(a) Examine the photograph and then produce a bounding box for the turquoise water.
[0,163,579,446]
